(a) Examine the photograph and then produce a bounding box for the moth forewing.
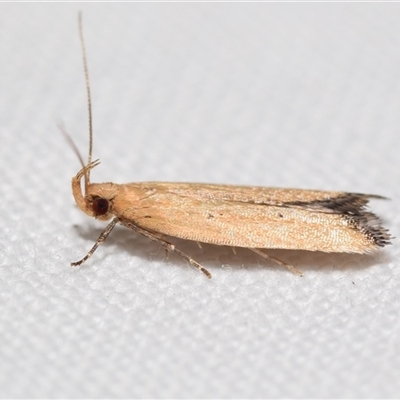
[109,182,390,254]
[70,14,391,278]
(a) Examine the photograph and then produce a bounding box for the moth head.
[72,160,116,221]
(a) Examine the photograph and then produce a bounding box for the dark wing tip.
[286,193,392,248]
[351,193,389,201]
[352,212,392,248]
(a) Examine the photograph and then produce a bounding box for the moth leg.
[71,218,118,266]
[154,233,170,259]
[249,248,303,277]
[122,221,212,278]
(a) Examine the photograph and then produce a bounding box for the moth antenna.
[78,11,93,194]
[58,122,85,170]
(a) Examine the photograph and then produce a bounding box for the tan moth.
[68,14,391,278]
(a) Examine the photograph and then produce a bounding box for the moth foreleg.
[122,221,212,279]
[71,218,118,266]
[249,248,303,277]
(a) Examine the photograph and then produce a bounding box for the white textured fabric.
[1,3,399,398]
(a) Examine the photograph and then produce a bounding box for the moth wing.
[118,183,389,253]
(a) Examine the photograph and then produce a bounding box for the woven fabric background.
[1,3,399,398]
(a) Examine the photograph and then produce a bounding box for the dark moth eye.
[92,198,109,216]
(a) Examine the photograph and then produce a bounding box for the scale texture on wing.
[112,182,390,254]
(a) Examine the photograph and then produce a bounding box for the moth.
[68,14,392,278]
